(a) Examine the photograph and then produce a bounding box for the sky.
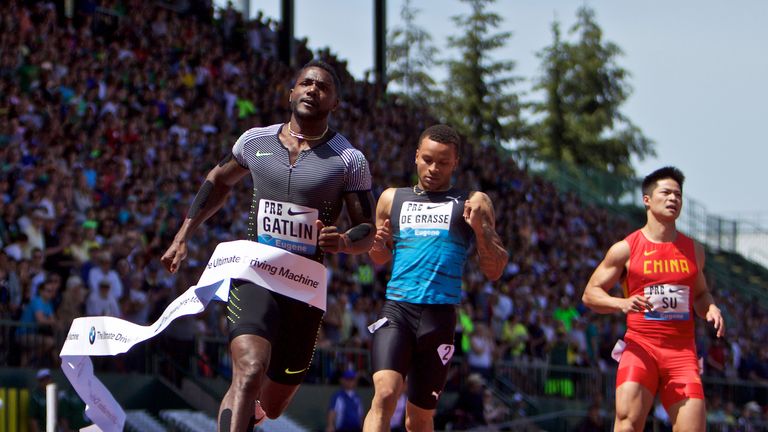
[223,0,767,225]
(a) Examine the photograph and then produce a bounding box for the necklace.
[287,123,328,141]
[413,185,427,196]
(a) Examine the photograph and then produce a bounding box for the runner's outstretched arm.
[162,154,249,273]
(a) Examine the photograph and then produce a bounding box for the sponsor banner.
[61,355,125,432]
[206,240,327,310]
[59,240,327,432]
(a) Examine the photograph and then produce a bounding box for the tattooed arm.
[463,191,509,281]
[161,154,249,272]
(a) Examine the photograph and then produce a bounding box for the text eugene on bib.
[257,199,319,254]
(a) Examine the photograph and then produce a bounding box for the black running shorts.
[227,279,324,385]
[370,300,457,409]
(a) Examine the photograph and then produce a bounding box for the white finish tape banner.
[59,240,327,432]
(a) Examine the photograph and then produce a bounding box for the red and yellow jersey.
[623,229,698,340]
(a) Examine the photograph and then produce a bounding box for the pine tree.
[441,0,524,148]
[531,21,569,163]
[386,0,437,105]
[533,7,654,181]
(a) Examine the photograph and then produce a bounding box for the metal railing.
[195,335,372,384]
[192,334,768,410]
[5,323,768,431]
[494,359,768,407]
[0,319,64,369]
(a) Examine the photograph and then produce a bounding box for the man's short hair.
[641,166,685,196]
[418,124,461,156]
[294,60,342,98]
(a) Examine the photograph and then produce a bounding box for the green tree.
[386,0,438,105]
[533,7,654,184]
[531,21,569,163]
[441,0,524,148]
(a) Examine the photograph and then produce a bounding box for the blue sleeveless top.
[387,186,473,304]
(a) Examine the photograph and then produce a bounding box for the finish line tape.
[59,240,326,431]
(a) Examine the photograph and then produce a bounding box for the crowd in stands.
[1,1,766,429]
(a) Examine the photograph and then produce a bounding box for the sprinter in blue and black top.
[161,61,375,432]
[362,125,509,432]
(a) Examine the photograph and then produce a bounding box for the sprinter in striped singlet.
[161,60,375,432]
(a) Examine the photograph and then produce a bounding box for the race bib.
[643,284,690,321]
[399,200,453,237]
[258,199,318,255]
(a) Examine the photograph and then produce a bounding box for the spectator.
[58,383,91,432]
[500,313,528,360]
[490,284,513,338]
[16,275,59,367]
[467,322,496,380]
[28,368,53,432]
[738,401,763,432]
[326,369,364,432]
[451,373,486,430]
[86,249,123,300]
[526,312,548,362]
[706,336,727,378]
[85,280,121,317]
[483,389,509,425]
[57,275,86,333]
[3,232,29,261]
[574,402,606,432]
[553,296,580,333]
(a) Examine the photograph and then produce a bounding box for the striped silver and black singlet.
[232,123,372,262]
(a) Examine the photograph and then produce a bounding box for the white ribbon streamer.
[59,240,327,432]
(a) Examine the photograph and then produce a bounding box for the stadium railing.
[192,335,768,412]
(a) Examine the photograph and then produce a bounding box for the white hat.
[66,275,84,290]
[745,401,761,413]
[467,373,485,387]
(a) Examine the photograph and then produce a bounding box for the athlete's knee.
[405,412,433,432]
[371,385,400,409]
[614,415,642,432]
[232,358,268,393]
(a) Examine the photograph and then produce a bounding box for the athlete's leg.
[259,379,301,418]
[614,381,654,432]
[404,401,435,432]
[403,304,455,432]
[659,342,705,432]
[667,398,705,432]
[613,339,659,432]
[259,295,324,419]
[363,370,405,432]
[220,282,280,431]
[218,334,271,432]
[364,301,415,432]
